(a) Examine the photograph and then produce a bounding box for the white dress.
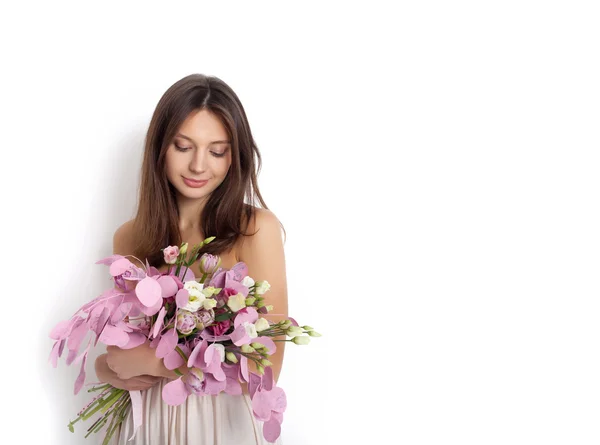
[108,378,283,445]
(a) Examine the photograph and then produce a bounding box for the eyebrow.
[175,132,231,145]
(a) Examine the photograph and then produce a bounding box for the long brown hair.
[130,74,283,267]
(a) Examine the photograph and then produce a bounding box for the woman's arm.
[238,209,289,384]
[95,353,162,391]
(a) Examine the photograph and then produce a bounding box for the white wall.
[1,1,600,444]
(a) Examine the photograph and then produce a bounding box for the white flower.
[209,343,226,362]
[243,321,258,339]
[286,325,303,338]
[254,318,270,332]
[292,336,311,345]
[255,280,271,295]
[227,293,246,312]
[182,281,206,312]
[241,276,255,288]
[184,280,204,293]
[202,298,217,310]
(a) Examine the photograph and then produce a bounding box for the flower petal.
[229,324,251,346]
[99,324,130,347]
[270,386,287,413]
[263,417,282,443]
[248,372,261,399]
[152,307,166,339]
[121,333,147,349]
[251,388,274,421]
[175,289,189,309]
[240,355,249,382]
[234,307,258,328]
[162,378,190,406]
[254,336,277,355]
[203,373,227,395]
[157,275,178,298]
[156,328,178,359]
[48,340,62,368]
[109,257,133,277]
[139,296,163,316]
[67,319,89,352]
[262,366,274,391]
[187,339,208,368]
[95,254,125,266]
[135,277,162,307]
[231,262,248,281]
[74,350,89,395]
[224,376,242,396]
[95,307,112,338]
[164,344,189,370]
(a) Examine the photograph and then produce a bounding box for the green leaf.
[215,312,232,322]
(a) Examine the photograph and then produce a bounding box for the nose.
[189,148,208,174]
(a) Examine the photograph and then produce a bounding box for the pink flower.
[175,310,196,335]
[183,368,205,394]
[210,319,231,336]
[199,253,221,275]
[214,287,239,308]
[163,246,180,265]
[195,310,215,330]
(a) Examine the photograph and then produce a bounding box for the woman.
[94,74,288,444]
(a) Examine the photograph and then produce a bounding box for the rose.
[163,246,180,265]
[199,253,221,275]
[210,318,231,336]
[215,287,239,308]
[176,310,197,335]
[227,293,246,312]
[195,309,215,330]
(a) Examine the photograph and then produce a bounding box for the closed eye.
[174,144,226,157]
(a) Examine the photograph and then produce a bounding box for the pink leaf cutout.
[99,324,129,347]
[157,275,178,298]
[156,328,177,359]
[121,333,147,349]
[152,307,166,339]
[135,277,162,307]
[162,378,190,406]
[263,418,282,443]
[175,289,189,309]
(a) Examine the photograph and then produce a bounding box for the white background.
[0,1,599,444]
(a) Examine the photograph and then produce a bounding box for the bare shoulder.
[237,208,284,259]
[113,219,136,256]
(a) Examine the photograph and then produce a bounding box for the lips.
[183,177,209,188]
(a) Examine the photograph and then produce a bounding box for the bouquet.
[48,236,320,444]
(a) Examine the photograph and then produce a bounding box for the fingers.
[133,375,162,384]
[109,377,156,392]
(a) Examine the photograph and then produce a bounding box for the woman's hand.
[105,340,163,380]
[95,354,162,391]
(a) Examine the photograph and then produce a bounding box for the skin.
[96,109,288,393]
[164,109,233,232]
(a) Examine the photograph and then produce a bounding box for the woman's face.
[165,109,232,201]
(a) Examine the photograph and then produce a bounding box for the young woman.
[94,74,288,444]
